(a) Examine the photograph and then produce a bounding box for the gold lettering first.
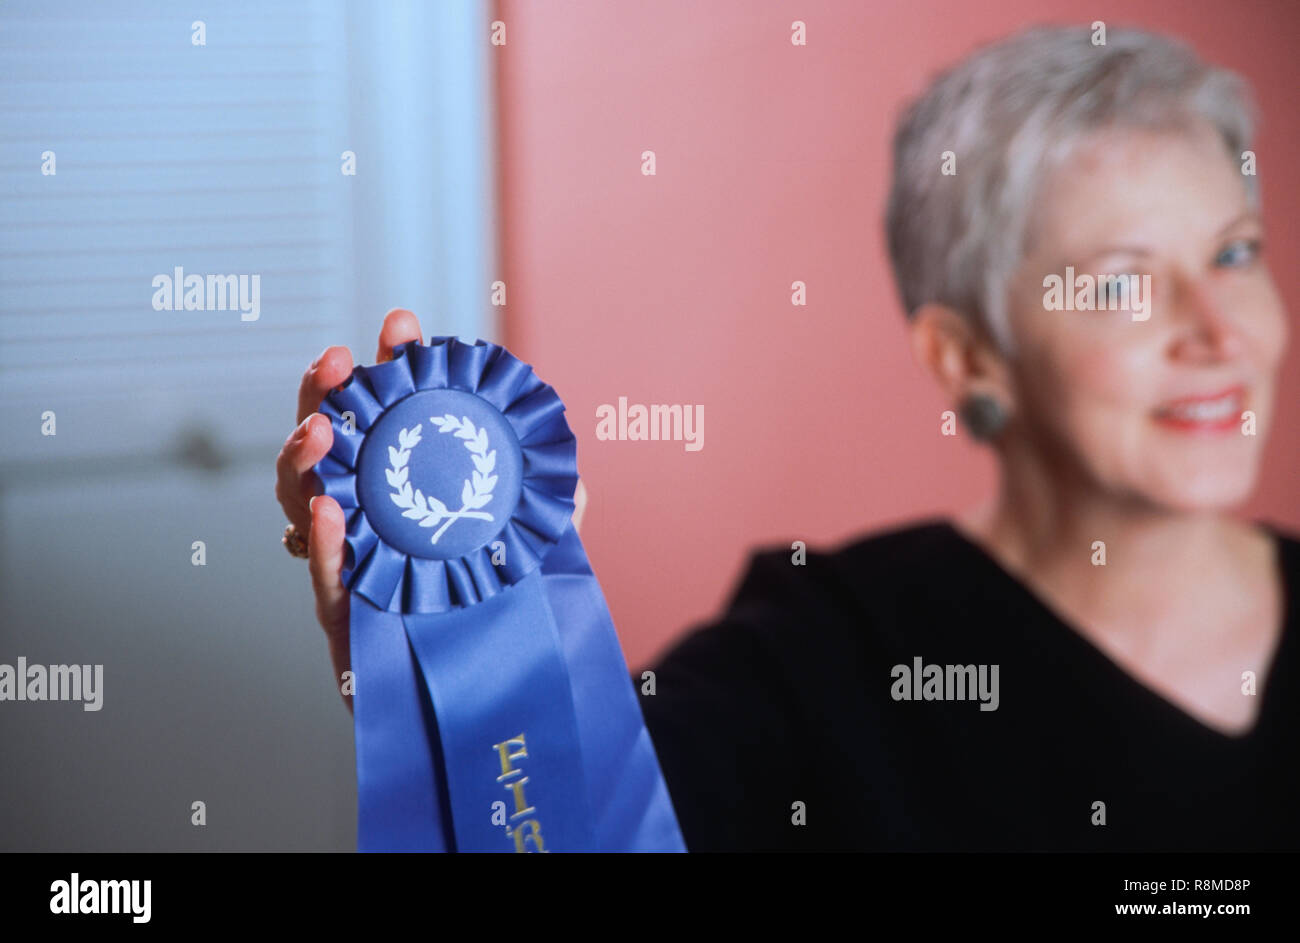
[492,732,548,853]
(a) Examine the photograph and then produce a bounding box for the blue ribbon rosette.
[313,336,686,853]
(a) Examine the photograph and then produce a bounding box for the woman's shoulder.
[638,522,971,850]
[644,517,975,675]
[726,516,977,618]
[738,517,969,596]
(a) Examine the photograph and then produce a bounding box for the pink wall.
[494,0,1300,668]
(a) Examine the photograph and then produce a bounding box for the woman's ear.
[908,302,1015,413]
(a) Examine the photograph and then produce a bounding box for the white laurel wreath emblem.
[386,414,498,545]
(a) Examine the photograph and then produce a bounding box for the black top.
[635,519,1300,852]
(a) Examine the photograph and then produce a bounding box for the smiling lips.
[1152,385,1247,433]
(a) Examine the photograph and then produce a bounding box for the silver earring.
[959,393,1007,441]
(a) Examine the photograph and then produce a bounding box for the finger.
[308,495,350,644]
[308,495,352,712]
[376,308,423,363]
[275,413,334,533]
[573,478,588,534]
[297,345,354,425]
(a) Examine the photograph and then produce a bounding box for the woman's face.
[1001,121,1288,510]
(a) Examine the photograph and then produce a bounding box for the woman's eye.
[1215,238,1262,268]
[1097,274,1139,308]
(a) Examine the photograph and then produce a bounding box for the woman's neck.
[954,439,1285,736]
[955,437,1269,639]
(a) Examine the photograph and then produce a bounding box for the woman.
[274,25,1297,851]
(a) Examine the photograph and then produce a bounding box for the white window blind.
[0,0,499,469]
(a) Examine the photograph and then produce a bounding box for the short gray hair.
[884,25,1258,351]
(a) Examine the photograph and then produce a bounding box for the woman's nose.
[1164,271,1246,364]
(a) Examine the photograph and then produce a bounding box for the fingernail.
[309,496,319,514]
[295,415,314,439]
[311,346,330,370]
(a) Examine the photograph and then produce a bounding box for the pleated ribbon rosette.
[313,336,686,853]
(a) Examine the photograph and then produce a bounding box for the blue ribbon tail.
[351,597,451,852]
[542,524,688,852]
[403,570,598,852]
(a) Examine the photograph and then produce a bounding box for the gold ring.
[282,523,309,559]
